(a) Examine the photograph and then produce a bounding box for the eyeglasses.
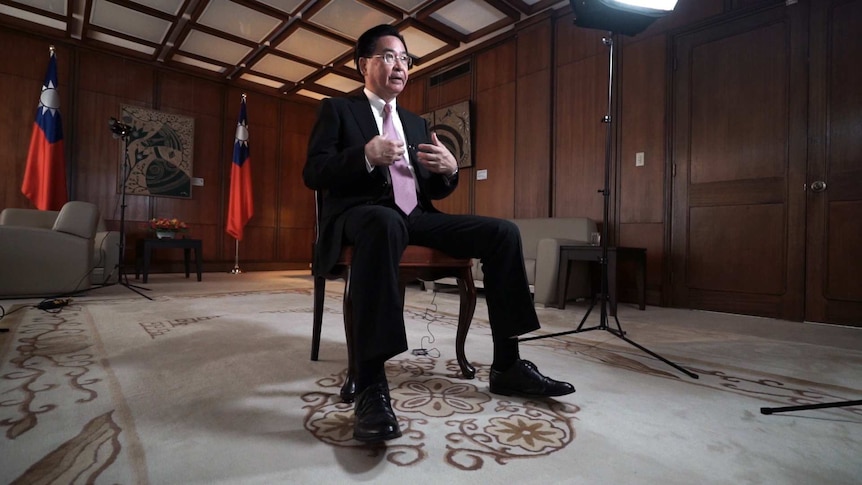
[367,52,413,69]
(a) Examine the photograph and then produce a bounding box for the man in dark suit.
[303,24,574,443]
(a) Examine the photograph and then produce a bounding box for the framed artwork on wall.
[421,100,472,168]
[118,105,195,199]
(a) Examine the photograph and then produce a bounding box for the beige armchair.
[510,217,598,306]
[0,201,108,298]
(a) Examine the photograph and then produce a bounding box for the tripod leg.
[612,331,699,379]
[120,280,154,300]
[611,312,626,336]
[761,400,862,415]
[520,294,600,343]
[575,293,598,331]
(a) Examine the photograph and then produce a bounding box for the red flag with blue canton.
[21,47,68,210]
[227,95,254,240]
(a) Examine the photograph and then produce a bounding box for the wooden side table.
[555,245,646,315]
[135,238,203,283]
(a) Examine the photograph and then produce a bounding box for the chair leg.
[340,270,356,403]
[455,269,477,379]
[311,275,325,361]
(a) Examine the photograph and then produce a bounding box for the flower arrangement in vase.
[149,218,188,239]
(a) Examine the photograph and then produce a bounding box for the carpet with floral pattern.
[0,273,860,484]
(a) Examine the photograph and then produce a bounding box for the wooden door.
[805,0,862,325]
[670,4,808,321]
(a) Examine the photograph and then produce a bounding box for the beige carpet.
[0,271,860,484]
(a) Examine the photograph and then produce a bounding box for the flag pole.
[231,238,242,274]
[227,92,252,274]
[22,44,69,211]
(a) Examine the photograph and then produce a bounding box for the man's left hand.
[417,132,458,176]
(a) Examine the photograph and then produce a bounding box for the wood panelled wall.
[0,27,318,273]
[398,2,734,306]
[395,0,829,310]
[3,0,855,320]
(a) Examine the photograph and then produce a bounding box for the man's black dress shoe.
[353,381,402,443]
[489,359,575,397]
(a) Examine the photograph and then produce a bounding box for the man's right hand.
[365,134,406,167]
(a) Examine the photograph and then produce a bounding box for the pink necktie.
[383,103,418,215]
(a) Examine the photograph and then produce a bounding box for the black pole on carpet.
[760,400,862,415]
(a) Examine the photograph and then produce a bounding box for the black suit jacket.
[303,93,459,275]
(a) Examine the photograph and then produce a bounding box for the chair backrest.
[0,208,59,229]
[1,205,108,233]
[53,201,100,239]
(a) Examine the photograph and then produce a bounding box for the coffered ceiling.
[0,0,566,101]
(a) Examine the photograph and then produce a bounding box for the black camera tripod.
[520,33,696,380]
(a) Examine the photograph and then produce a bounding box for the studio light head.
[570,0,678,36]
[108,117,132,138]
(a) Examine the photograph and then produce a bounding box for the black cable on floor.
[412,290,441,358]
[0,298,72,332]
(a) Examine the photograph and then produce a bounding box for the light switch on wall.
[476,169,488,180]
[635,152,645,167]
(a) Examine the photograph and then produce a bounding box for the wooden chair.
[310,194,477,403]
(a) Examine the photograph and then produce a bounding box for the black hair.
[354,24,408,76]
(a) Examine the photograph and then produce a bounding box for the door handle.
[810,180,827,192]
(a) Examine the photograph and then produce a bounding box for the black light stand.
[104,117,152,300]
[520,32,696,379]
[760,400,862,415]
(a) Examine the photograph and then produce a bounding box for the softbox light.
[570,0,678,36]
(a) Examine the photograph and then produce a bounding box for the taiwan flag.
[21,46,68,211]
[226,94,253,240]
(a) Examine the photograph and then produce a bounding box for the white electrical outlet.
[476,169,488,180]
[635,152,645,167]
